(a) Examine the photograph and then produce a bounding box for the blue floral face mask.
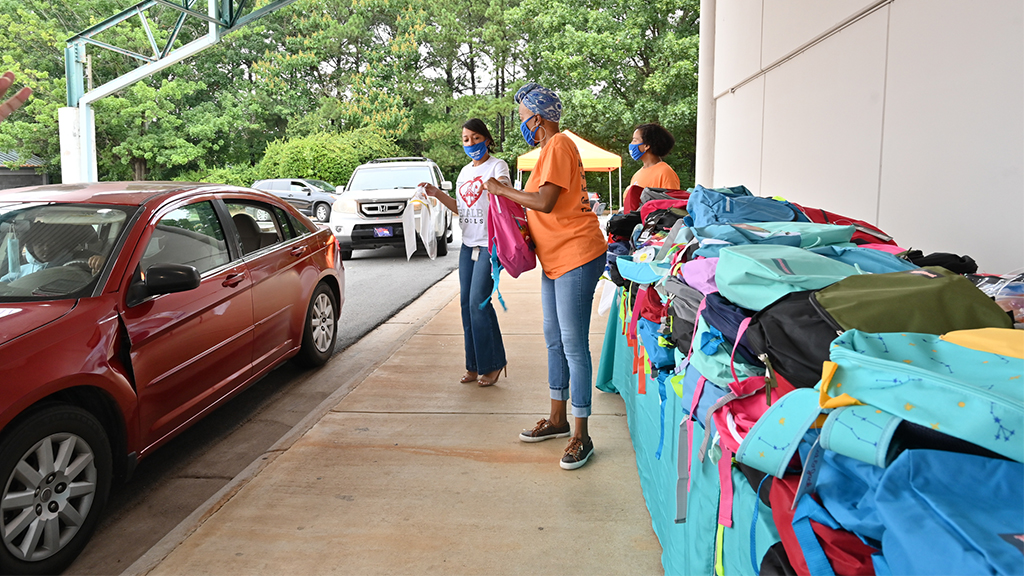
[520,115,541,147]
[464,140,488,161]
[629,143,645,161]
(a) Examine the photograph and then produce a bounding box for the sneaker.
[560,437,594,470]
[519,419,571,443]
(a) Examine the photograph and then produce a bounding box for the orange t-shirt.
[524,133,607,279]
[630,161,681,189]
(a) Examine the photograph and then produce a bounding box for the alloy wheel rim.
[1,433,97,562]
[316,205,329,221]
[310,293,335,353]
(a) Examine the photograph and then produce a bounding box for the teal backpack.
[716,244,861,311]
[737,328,1024,478]
[820,329,1024,463]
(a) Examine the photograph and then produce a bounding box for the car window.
[141,201,230,275]
[225,201,285,255]
[289,182,307,192]
[265,180,285,191]
[273,206,299,240]
[346,166,434,191]
[306,179,336,192]
[0,203,132,301]
[286,211,313,236]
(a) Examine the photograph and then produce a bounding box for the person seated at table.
[623,123,681,213]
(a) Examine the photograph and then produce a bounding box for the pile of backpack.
[601,184,1023,576]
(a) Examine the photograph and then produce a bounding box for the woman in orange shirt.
[484,83,606,470]
[623,123,681,213]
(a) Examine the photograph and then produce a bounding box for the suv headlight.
[336,198,358,214]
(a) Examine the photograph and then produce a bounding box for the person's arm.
[417,181,458,214]
[484,178,561,213]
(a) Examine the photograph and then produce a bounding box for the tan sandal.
[460,371,478,384]
[477,366,507,387]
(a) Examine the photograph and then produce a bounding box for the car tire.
[446,218,453,243]
[436,236,448,257]
[293,282,338,368]
[0,405,112,575]
[314,203,331,222]
[340,249,353,261]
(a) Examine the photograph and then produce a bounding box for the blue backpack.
[807,245,918,274]
[815,450,1024,576]
[687,185,810,228]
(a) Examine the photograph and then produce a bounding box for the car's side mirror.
[441,181,453,191]
[301,187,312,194]
[128,263,201,306]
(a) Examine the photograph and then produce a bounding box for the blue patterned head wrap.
[514,83,562,123]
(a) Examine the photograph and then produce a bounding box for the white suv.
[329,157,453,259]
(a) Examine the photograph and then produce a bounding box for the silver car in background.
[251,178,340,222]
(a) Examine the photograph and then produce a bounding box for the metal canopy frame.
[61,0,298,182]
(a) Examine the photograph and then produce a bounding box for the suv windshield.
[347,166,433,192]
[0,203,133,301]
[306,179,336,192]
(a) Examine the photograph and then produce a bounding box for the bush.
[256,128,399,187]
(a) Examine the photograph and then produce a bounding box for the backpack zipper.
[829,345,1022,410]
[808,292,845,336]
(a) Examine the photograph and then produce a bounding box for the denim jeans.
[459,244,506,374]
[541,253,605,418]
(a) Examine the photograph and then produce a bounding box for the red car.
[0,182,344,574]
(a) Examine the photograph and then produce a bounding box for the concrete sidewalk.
[125,267,661,576]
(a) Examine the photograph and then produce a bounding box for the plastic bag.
[968,272,1024,324]
[402,186,441,260]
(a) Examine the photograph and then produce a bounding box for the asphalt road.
[65,240,460,575]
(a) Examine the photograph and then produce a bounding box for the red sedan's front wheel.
[0,405,112,575]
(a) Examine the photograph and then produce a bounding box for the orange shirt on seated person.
[624,162,681,213]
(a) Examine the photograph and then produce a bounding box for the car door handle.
[222,272,246,288]
[290,246,307,257]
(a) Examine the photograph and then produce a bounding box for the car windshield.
[0,203,133,302]
[306,179,336,192]
[346,166,433,191]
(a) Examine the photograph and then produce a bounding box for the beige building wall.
[709,0,1023,273]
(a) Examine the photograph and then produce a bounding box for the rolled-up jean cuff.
[550,387,570,402]
[570,403,592,418]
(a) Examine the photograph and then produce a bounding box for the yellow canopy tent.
[516,130,622,211]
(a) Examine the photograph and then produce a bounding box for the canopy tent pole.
[618,169,622,213]
[607,171,611,211]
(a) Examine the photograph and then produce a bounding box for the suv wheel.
[314,203,331,222]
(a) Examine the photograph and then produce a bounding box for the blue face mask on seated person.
[520,115,541,147]
[463,140,488,161]
[629,143,645,161]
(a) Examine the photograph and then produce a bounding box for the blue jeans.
[541,253,604,418]
[459,244,506,374]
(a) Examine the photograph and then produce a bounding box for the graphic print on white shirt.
[456,156,510,248]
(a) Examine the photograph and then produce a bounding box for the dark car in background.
[251,178,340,222]
[0,182,344,574]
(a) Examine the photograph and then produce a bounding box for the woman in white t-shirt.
[420,119,510,387]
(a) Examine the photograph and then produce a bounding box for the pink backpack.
[481,194,536,310]
[487,194,536,278]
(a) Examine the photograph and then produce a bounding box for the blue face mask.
[463,140,488,161]
[520,115,541,147]
[629,143,645,161]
